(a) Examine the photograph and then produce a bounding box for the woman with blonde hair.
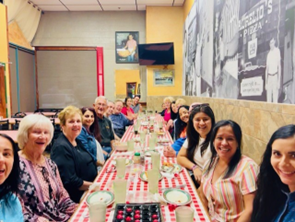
[17,114,76,221]
[51,106,97,203]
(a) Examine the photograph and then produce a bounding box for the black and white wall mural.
[183,0,295,104]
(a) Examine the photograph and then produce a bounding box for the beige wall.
[147,96,295,164]
[32,11,146,103]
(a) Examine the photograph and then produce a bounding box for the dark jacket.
[51,133,97,203]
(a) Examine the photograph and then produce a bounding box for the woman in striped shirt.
[199,120,259,222]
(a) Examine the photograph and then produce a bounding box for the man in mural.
[265,37,281,103]
[214,0,240,99]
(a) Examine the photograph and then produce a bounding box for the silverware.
[161,184,186,191]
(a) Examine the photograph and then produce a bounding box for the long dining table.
[69,115,210,222]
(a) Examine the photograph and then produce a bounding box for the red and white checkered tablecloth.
[69,116,210,222]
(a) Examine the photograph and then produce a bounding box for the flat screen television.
[138,42,174,65]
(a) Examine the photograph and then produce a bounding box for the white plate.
[86,191,114,206]
[163,189,192,206]
[144,150,159,157]
[139,171,163,182]
[141,121,149,126]
[112,159,133,166]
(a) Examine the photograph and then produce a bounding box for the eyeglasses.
[191,103,209,110]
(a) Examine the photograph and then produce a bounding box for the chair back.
[13,119,21,130]
[0,119,9,130]
[11,112,27,118]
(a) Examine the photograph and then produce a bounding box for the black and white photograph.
[183,1,197,95]
[282,0,295,104]
[212,0,240,99]
[238,0,286,102]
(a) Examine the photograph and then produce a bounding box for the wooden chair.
[0,119,9,130]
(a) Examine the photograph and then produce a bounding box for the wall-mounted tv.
[138,42,174,65]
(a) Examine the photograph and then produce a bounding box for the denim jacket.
[0,193,23,222]
[274,190,295,222]
[77,127,97,162]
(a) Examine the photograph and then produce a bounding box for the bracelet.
[191,165,198,171]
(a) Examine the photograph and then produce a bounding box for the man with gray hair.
[93,96,114,159]
[110,100,132,138]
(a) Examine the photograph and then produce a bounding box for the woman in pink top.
[163,97,174,123]
[199,120,259,222]
[121,97,136,121]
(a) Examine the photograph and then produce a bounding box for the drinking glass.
[88,202,107,222]
[127,140,134,151]
[134,124,139,135]
[113,179,127,203]
[147,169,159,194]
[151,152,160,170]
[116,158,126,179]
[140,131,146,145]
[175,206,194,222]
[158,121,163,128]
[149,137,156,150]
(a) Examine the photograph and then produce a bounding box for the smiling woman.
[251,124,295,222]
[199,120,259,222]
[51,106,98,203]
[17,114,77,221]
[177,104,215,188]
[0,134,23,222]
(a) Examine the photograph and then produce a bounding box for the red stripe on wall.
[96,47,104,96]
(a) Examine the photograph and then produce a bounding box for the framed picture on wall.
[153,69,175,86]
[115,31,139,63]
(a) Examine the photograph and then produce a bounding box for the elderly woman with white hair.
[17,114,76,222]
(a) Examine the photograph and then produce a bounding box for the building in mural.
[183,0,295,104]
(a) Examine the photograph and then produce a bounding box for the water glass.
[175,206,194,222]
[116,158,126,179]
[140,131,146,144]
[147,169,159,194]
[151,152,160,170]
[88,202,107,222]
[113,179,127,203]
[149,137,156,150]
[127,140,134,151]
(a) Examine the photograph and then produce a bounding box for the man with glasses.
[93,96,114,159]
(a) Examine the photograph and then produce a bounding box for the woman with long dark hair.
[164,105,189,157]
[199,120,259,222]
[0,133,23,221]
[77,107,105,165]
[251,124,295,222]
[177,104,215,186]
[121,97,136,121]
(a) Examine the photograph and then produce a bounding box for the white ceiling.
[29,0,186,12]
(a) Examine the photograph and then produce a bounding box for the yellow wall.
[115,69,140,97]
[146,7,183,96]
[0,4,10,116]
[183,0,194,20]
[0,5,9,64]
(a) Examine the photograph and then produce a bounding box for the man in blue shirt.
[109,100,132,138]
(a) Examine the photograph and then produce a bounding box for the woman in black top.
[51,106,97,203]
